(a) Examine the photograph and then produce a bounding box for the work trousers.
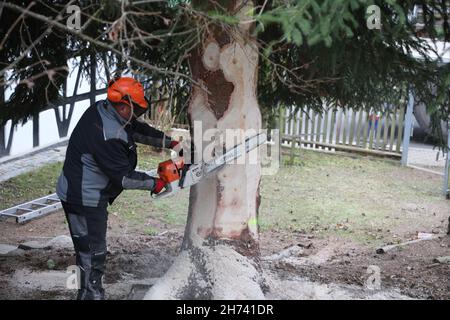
[61,201,108,300]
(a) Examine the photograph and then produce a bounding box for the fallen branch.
[433,256,450,264]
[376,234,441,254]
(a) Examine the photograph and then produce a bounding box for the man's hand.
[152,178,166,195]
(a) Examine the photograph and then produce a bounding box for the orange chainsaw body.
[149,133,266,199]
[157,158,185,184]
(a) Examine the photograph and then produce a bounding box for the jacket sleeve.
[93,138,156,190]
[131,120,172,148]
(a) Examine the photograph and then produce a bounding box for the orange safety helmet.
[107,77,149,116]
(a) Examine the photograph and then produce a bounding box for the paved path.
[408,142,446,172]
[0,142,67,183]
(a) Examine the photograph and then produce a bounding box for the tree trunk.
[144,0,266,299]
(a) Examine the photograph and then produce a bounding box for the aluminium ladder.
[0,193,61,223]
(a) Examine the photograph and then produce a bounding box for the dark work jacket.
[56,100,171,208]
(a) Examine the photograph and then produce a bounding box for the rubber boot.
[76,251,106,300]
[89,251,106,300]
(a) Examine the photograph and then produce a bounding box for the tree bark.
[144,0,266,299]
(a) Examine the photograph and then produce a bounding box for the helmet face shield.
[132,103,147,118]
[121,95,149,119]
[132,96,150,118]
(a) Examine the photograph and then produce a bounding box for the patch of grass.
[151,190,189,225]
[260,149,447,246]
[135,145,164,170]
[109,188,188,230]
[0,162,63,209]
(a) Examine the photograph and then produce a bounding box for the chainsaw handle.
[151,181,179,199]
[151,182,171,199]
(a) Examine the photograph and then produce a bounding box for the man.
[56,77,178,300]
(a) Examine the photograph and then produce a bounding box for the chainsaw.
[147,133,267,199]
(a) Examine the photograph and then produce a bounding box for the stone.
[0,244,18,255]
[18,235,73,251]
[45,235,73,249]
[18,240,50,250]
[6,248,27,256]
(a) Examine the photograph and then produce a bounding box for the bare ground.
[0,210,449,299]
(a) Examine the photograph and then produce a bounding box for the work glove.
[152,178,166,195]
